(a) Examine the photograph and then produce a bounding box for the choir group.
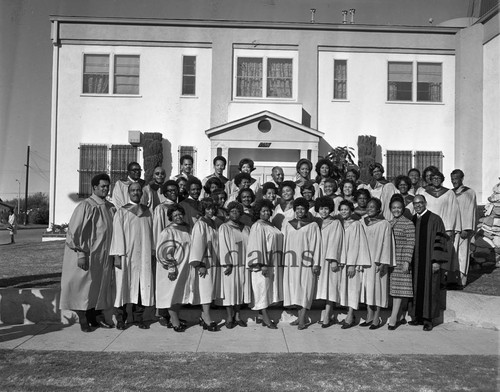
[60,154,477,334]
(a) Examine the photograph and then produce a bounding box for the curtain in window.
[415,151,443,172]
[83,55,109,94]
[388,62,412,101]
[386,150,412,180]
[267,59,293,98]
[334,60,347,99]
[237,58,263,97]
[417,63,442,102]
[114,55,140,94]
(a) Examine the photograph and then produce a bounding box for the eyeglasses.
[154,172,165,175]
[130,168,142,172]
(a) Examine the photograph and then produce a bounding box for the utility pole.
[15,179,21,215]
[24,146,30,225]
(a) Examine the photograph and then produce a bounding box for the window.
[182,56,196,95]
[236,57,293,99]
[417,63,442,102]
[78,144,108,197]
[386,150,412,180]
[178,146,197,176]
[388,62,412,101]
[82,54,140,95]
[388,61,442,102]
[114,55,140,94]
[415,151,443,172]
[110,145,138,186]
[333,60,347,100]
[83,55,109,94]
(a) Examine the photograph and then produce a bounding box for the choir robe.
[316,218,344,303]
[283,219,322,310]
[60,194,115,311]
[142,183,168,214]
[179,197,202,233]
[156,223,192,308]
[454,186,477,283]
[189,217,220,305]
[111,178,145,209]
[246,219,284,310]
[417,187,462,270]
[152,199,175,245]
[110,203,155,307]
[271,203,295,231]
[339,219,371,309]
[411,210,448,321]
[360,218,396,308]
[217,220,251,306]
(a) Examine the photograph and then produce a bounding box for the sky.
[0,0,471,201]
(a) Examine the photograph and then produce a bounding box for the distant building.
[49,3,499,224]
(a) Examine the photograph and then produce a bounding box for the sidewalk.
[1,312,498,355]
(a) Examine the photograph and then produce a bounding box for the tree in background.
[357,135,377,183]
[143,132,163,183]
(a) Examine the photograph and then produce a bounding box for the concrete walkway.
[1,315,498,355]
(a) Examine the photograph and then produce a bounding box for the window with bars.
[178,146,197,176]
[236,57,293,99]
[415,151,443,172]
[182,56,196,96]
[386,150,412,180]
[78,144,108,197]
[110,145,139,186]
[333,59,347,100]
[82,54,140,95]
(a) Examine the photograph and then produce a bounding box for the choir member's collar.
[123,202,149,217]
[90,193,106,205]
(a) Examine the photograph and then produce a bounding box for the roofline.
[475,2,499,25]
[49,15,462,34]
[205,110,325,138]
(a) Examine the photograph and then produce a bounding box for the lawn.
[0,350,497,392]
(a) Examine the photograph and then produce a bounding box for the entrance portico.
[205,111,324,183]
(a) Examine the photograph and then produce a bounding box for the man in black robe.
[410,195,448,331]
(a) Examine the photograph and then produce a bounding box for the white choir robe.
[271,204,295,232]
[316,218,343,303]
[110,204,155,307]
[156,223,192,308]
[152,200,175,246]
[339,219,371,310]
[455,186,477,283]
[360,218,395,308]
[189,217,220,305]
[283,220,321,310]
[246,219,284,310]
[217,221,251,306]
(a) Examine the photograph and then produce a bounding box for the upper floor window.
[333,59,347,100]
[182,56,196,96]
[83,54,140,95]
[388,61,442,102]
[236,56,293,99]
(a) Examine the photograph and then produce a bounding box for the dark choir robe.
[179,197,202,232]
[411,211,448,321]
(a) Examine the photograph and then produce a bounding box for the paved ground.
[1,317,498,355]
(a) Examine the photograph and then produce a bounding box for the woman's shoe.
[321,319,335,329]
[138,321,150,329]
[173,324,187,333]
[80,323,92,333]
[297,324,307,330]
[289,319,300,326]
[262,320,278,329]
[369,323,382,330]
[207,322,218,332]
[236,319,247,327]
[341,315,356,330]
[359,320,373,327]
[225,320,236,329]
[116,321,127,330]
[387,324,397,331]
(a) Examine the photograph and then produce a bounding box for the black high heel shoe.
[341,315,356,330]
[173,324,187,332]
[199,317,218,332]
[262,320,278,329]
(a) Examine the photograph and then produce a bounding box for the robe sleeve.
[65,200,93,257]
[109,210,126,257]
[247,222,268,268]
[323,221,343,263]
[189,221,208,267]
[460,190,477,231]
[111,181,128,209]
[442,191,462,233]
[307,223,322,267]
[381,183,397,220]
[371,221,395,266]
[341,221,372,267]
[431,215,449,264]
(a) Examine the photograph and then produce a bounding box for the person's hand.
[261,265,269,278]
[432,262,440,273]
[77,254,89,271]
[347,265,356,278]
[402,262,410,274]
[198,266,207,278]
[379,264,388,278]
[168,270,178,281]
[113,255,122,269]
[460,230,469,240]
[446,230,455,242]
[330,261,340,273]
[224,265,233,276]
[312,265,321,276]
